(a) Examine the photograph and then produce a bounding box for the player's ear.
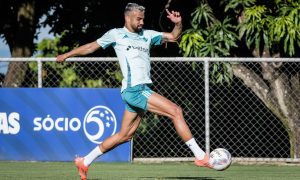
[125,14,130,22]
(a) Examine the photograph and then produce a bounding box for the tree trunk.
[232,63,300,158]
[3,1,36,87]
[232,6,300,157]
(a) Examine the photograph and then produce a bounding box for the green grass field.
[0,161,299,180]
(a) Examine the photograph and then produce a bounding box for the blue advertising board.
[0,88,130,162]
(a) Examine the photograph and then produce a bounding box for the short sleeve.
[148,30,163,46]
[96,29,116,49]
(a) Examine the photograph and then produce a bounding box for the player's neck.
[124,24,139,34]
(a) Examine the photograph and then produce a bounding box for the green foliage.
[269,16,295,56]
[210,62,233,85]
[180,3,238,85]
[268,2,300,56]
[222,0,256,12]
[35,33,71,58]
[238,5,270,51]
[203,17,238,57]
[60,67,78,87]
[191,3,216,28]
[185,0,300,58]
[178,0,297,84]
[179,29,205,57]
[180,0,300,87]
[238,1,300,56]
[180,4,238,58]
[29,35,122,87]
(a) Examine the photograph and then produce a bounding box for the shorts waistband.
[125,84,152,92]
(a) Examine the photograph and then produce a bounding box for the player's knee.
[171,104,183,119]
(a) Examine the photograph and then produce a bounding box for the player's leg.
[84,110,142,165]
[147,92,192,141]
[147,92,211,167]
[99,110,142,153]
[75,110,142,179]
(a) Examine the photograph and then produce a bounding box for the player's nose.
[140,20,144,25]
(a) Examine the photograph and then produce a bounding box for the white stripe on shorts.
[142,91,151,98]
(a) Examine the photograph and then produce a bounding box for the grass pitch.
[0,161,299,180]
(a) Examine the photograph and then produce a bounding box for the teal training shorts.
[121,84,154,113]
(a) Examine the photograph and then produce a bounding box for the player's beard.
[135,25,143,33]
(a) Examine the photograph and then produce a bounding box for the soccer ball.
[209,148,232,171]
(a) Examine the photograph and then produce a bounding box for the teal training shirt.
[96,27,163,92]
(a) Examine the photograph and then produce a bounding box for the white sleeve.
[147,30,163,46]
[96,29,116,49]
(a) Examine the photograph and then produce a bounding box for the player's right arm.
[56,41,101,62]
[162,9,182,43]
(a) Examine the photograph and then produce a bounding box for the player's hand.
[166,9,182,24]
[56,54,68,62]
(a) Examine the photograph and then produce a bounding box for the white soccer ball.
[209,148,232,171]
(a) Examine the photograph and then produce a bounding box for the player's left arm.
[162,9,182,42]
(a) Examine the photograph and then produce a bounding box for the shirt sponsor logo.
[126,45,149,52]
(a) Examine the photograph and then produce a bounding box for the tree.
[180,0,300,158]
[30,36,123,88]
[0,0,55,87]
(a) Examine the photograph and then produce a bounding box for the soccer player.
[56,3,211,180]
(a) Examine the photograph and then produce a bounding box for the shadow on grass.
[89,177,222,180]
[142,177,222,180]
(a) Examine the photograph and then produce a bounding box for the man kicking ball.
[56,3,211,180]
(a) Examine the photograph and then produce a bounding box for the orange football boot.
[75,157,89,180]
[194,154,212,168]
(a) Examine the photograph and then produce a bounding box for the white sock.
[83,146,103,166]
[185,138,205,160]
